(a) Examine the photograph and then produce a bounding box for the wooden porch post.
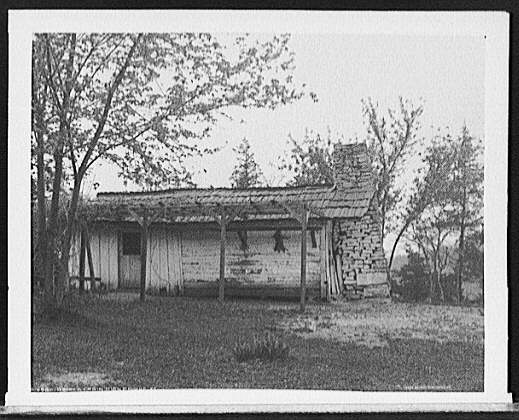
[85,227,95,284]
[300,206,309,313]
[219,209,227,302]
[140,214,148,302]
[79,228,86,291]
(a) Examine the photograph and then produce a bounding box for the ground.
[32,293,484,391]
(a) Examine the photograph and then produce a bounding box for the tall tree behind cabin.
[230,137,264,188]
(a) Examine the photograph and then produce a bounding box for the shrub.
[396,251,430,302]
[233,332,290,362]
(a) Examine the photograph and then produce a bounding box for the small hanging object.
[310,230,317,248]
[273,229,287,253]
[237,230,248,252]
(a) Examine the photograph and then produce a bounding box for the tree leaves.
[230,137,264,188]
[279,128,341,187]
[33,32,308,191]
[362,96,424,246]
[402,127,484,297]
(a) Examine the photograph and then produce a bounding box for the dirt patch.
[276,300,484,349]
[98,291,140,302]
[36,372,116,391]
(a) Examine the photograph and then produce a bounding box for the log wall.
[70,211,388,299]
[69,225,183,294]
[145,226,183,294]
[69,226,119,290]
[181,228,322,297]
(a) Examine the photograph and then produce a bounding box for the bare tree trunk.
[436,268,445,303]
[432,237,445,303]
[388,218,414,285]
[59,175,83,294]
[457,193,467,304]
[43,144,66,309]
[140,216,148,302]
[32,41,48,288]
[43,33,77,310]
[428,272,435,303]
[35,129,47,284]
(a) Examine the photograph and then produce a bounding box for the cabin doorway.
[119,230,141,289]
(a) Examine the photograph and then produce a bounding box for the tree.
[451,126,483,303]
[34,32,309,309]
[230,137,263,188]
[278,99,424,281]
[31,37,51,283]
[397,249,430,302]
[279,128,342,186]
[403,136,459,302]
[387,131,454,277]
[362,97,424,247]
[407,213,456,303]
[461,227,484,303]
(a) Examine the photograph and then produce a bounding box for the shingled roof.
[82,142,376,224]
[84,183,375,224]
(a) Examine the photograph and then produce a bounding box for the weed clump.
[233,332,289,363]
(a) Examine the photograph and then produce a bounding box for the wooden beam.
[128,207,144,225]
[218,208,227,302]
[279,202,304,224]
[198,205,223,225]
[320,226,327,300]
[300,206,309,312]
[279,200,326,221]
[326,220,336,298]
[139,213,149,302]
[198,204,244,226]
[324,222,331,301]
[85,226,95,282]
[79,228,86,291]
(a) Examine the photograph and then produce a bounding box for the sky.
[83,33,485,196]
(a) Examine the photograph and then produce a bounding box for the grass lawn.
[32,293,484,391]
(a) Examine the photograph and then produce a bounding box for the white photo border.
[6,9,511,411]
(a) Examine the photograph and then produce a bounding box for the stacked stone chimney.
[332,142,373,191]
[331,142,390,299]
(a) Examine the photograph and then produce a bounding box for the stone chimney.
[332,142,373,190]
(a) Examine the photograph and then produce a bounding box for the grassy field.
[32,293,484,391]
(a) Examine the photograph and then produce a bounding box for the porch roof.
[81,183,375,224]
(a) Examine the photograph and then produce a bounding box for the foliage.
[450,126,484,226]
[278,99,424,276]
[461,228,484,284]
[34,32,307,190]
[449,126,484,302]
[404,136,459,302]
[230,137,264,188]
[396,250,430,302]
[233,332,290,362]
[400,127,483,303]
[362,97,424,243]
[397,248,464,304]
[278,128,342,186]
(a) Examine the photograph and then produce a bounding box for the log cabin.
[71,143,390,303]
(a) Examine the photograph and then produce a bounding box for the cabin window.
[122,231,141,255]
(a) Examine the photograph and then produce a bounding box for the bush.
[396,251,430,302]
[233,332,290,362]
